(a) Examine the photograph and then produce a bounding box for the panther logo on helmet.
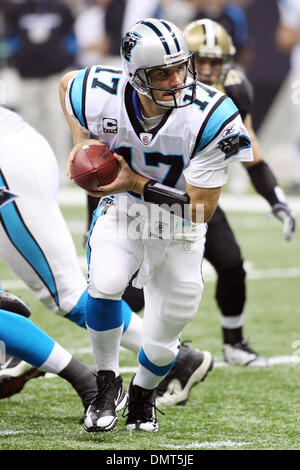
[121,32,141,63]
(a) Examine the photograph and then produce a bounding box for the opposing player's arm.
[60,70,104,177]
[242,113,296,241]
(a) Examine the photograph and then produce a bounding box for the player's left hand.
[271,203,296,241]
[87,152,148,197]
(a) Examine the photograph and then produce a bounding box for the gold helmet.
[183,18,236,62]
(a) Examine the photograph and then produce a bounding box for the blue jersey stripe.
[70,67,89,128]
[196,97,239,153]
[0,173,59,306]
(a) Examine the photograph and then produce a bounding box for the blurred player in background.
[0,106,208,409]
[182,18,296,365]
[60,18,253,433]
[276,0,300,193]
[186,0,252,68]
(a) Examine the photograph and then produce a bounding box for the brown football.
[71,144,119,191]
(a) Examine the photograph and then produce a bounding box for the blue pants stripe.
[138,347,176,377]
[0,172,59,306]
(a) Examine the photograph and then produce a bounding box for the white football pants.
[88,205,205,365]
[0,124,86,315]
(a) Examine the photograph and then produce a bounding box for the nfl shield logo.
[140,133,152,145]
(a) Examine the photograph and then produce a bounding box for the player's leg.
[0,290,45,396]
[0,307,98,413]
[84,205,143,432]
[205,206,268,365]
[125,239,212,431]
[0,125,87,322]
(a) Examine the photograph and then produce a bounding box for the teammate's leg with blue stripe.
[0,308,98,406]
[0,309,70,371]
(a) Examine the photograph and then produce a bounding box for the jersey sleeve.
[184,112,253,188]
[65,66,90,132]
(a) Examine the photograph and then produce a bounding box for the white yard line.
[43,355,300,379]
[2,265,299,291]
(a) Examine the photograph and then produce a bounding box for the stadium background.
[0,0,300,451]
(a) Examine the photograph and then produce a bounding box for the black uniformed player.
[182,18,296,366]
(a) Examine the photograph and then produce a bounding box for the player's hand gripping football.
[67,139,105,179]
[86,152,148,198]
[271,202,296,241]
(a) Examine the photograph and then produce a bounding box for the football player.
[0,106,211,408]
[181,18,296,364]
[122,18,298,381]
[60,18,253,432]
[83,18,298,378]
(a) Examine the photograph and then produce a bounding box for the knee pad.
[90,270,130,299]
[216,262,246,316]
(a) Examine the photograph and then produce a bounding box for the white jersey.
[278,0,300,76]
[0,106,27,139]
[66,65,252,214]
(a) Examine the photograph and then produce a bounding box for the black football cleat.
[125,378,160,432]
[84,370,127,433]
[155,340,214,406]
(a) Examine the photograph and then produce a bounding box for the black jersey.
[216,65,254,121]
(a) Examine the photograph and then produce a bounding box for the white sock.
[87,324,123,376]
[39,342,72,374]
[133,364,162,390]
[220,313,245,329]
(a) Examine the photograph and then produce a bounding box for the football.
[71,144,119,192]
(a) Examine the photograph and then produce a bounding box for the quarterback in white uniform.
[61,18,253,433]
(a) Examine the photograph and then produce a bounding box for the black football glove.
[271,203,296,241]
